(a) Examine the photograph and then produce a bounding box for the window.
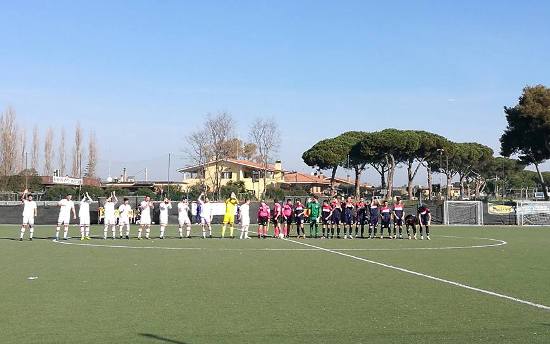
[221,172,233,179]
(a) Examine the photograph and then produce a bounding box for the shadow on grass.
[140,333,190,344]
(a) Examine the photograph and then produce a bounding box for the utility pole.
[167,153,171,199]
[25,152,28,190]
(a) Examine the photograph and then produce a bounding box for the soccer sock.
[160,226,165,238]
[314,223,318,237]
[29,227,34,239]
[208,226,212,237]
[202,227,206,238]
[20,227,25,239]
[80,226,84,239]
[186,226,191,237]
[337,226,340,237]
[103,225,108,239]
[63,227,68,239]
[56,226,60,240]
[125,225,130,236]
[112,227,116,239]
[244,225,249,238]
[426,226,430,236]
[221,225,226,238]
[145,227,150,238]
[85,226,90,237]
[138,227,142,238]
[230,225,234,237]
[178,227,183,237]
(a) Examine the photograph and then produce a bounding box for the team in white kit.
[18,190,251,240]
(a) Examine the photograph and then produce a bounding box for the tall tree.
[86,130,98,178]
[43,127,54,175]
[71,123,83,177]
[185,112,236,199]
[336,131,369,198]
[401,131,449,199]
[501,85,550,200]
[31,126,40,172]
[452,143,494,199]
[0,107,19,176]
[249,117,281,198]
[59,128,66,175]
[303,138,349,192]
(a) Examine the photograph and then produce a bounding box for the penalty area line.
[283,237,550,312]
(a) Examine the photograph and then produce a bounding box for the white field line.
[51,235,506,252]
[283,237,550,311]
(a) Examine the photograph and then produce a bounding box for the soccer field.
[2,224,550,344]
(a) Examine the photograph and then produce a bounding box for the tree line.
[0,107,99,191]
[303,85,550,201]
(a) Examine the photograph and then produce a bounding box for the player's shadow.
[140,333,190,344]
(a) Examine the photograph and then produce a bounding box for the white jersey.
[178,202,190,218]
[118,204,132,221]
[23,200,37,218]
[104,202,116,219]
[58,199,74,218]
[140,201,152,225]
[159,202,172,224]
[240,204,250,226]
[200,202,212,219]
[79,201,90,218]
[79,201,90,225]
[58,199,74,224]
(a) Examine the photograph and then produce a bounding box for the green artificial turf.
[1,224,549,343]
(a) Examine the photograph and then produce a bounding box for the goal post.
[444,201,483,225]
[515,201,550,226]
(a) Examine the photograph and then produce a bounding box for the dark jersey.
[380,206,391,223]
[393,203,404,219]
[418,206,431,224]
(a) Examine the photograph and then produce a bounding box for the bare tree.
[59,128,66,175]
[185,128,211,188]
[249,117,281,198]
[43,127,54,175]
[85,130,98,178]
[184,112,235,199]
[71,122,83,177]
[31,126,40,172]
[0,107,20,176]
[17,127,26,173]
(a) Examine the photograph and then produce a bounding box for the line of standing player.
[18,191,431,241]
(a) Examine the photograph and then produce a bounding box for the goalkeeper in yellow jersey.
[221,192,239,238]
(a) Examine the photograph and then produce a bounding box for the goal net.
[444,201,483,225]
[515,201,550,226]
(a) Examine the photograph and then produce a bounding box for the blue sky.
[1,1,549,184]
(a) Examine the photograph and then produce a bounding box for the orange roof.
[284,172,330,185]
[225,159,278,171]
[178,159,279,173]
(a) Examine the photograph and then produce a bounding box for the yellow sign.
[488,203,514,215]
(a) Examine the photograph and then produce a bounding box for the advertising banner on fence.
[487,203,515,215]
[516,202,550,215]
[53,176,83,186]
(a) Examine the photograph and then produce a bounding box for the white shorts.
[23,215,35,226]
[104,216,116,226]
[241,220,250,227]
[119,217,130,226]
[160,216,169,226]
[140,215,151,226]
[178,217,191,226]
[79,216,90,226]
[200,217,210,225]
[58,214,71,225]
